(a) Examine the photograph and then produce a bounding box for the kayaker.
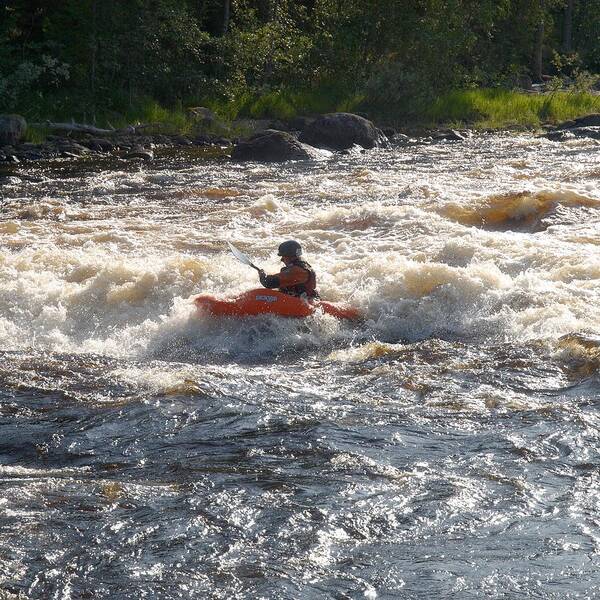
[258,240,319,299]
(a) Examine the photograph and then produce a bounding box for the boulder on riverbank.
[298,112,388,150]
[0,115,27,146]
[231,129,326,161]
[544,113,600,142]
[555,113,600,130]
[543,125,600,142]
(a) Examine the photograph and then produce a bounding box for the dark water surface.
[1,136,599,598]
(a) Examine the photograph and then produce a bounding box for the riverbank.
[15,87,600,141]
[2,87,600,166]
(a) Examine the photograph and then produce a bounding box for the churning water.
[0,134,599,599]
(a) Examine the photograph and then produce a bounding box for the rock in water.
[0,114,27,146]
[544,126,600,142]
[298,112,388,150]
[544,130,576,142]
[126,147,154,161]
[232,130,324,162]
[572,113,600,128]
[432,129,467,142]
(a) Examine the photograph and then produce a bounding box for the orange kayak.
[194,288,361,321]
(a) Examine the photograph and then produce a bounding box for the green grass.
[23,125,51,144]
[16,86,600,143]
[200,83,365,123]
[425,88,600,129]
[127,100,190,133]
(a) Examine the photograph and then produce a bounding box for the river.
[0,133,599,599]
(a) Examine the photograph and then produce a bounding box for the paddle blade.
[227,241,253,266]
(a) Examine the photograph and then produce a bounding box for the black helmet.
[278,240,302,258]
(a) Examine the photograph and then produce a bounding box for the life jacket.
[279,259,318,298]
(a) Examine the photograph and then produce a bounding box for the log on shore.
[31,121,116,136]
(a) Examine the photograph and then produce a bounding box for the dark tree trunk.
[563,0,574,53]
[222,0,231,34]
[257,0,272,23]
[90,0,98,119]
[194,0,230,35]
[533,0,545,82]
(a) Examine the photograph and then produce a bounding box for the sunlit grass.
[121,99,192,134]
[426,89,600,128]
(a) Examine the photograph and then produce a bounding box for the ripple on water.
[1,135,600,598]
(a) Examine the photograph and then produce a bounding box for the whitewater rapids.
[0,133,599,599]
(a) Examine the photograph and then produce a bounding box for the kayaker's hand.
[258,269,267,285]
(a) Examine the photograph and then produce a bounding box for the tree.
[534,0,546,81]
[563,0,574,52]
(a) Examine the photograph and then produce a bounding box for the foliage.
[0,0,599,126]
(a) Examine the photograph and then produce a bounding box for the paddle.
[228,241,262,272]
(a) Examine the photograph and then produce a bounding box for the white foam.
[1,134,599,356]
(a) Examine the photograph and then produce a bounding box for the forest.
[1,0,599,125]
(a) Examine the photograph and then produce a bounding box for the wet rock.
[54,141,90,156]
[85,137,114,152]
[545,126,600,141]
[39,143,61,158]
[390,133,412,144]
[137,135,154,147]
[571,113,600,128]
[299,112,388,151]
[0,114,27,145]
[340,144,365,156]
[266,120,289,132]
[380,126,397,139]
[192,135,212,146]
[68,145,89,156]
[555,113,600,130]
[212,136,232,146]
[555,119,577,130]
[287,116,315,132]
[232,129,324,161]
[544,130,576,142]
[152,134,172,145]
[432,129,467,142]
[18,150,44,161]
[125,147,154,160]
[570,126,600,140]
[84,141,105,152]
[172,135,192,146]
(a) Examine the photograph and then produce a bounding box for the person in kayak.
[258,240,319,299]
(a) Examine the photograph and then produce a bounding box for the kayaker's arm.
[259,269,280,289]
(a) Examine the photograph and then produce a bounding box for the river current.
[0,134,599,599]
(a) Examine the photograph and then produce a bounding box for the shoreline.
[2,88,600,167]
